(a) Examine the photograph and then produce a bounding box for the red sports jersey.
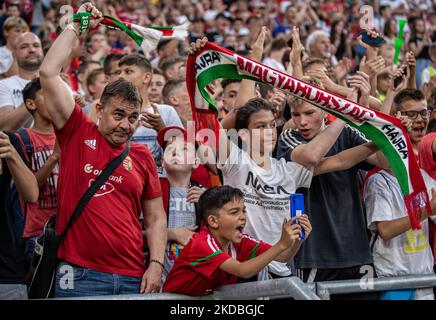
[16,129,58,238]
[55,106,161,277]
[419,133,436,264]
[162,228,271,295]
[419,133,436,180]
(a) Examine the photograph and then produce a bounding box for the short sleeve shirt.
[55,106,161,277]
[162,229,271,295]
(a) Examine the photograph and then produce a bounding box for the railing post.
[213,277,321,300]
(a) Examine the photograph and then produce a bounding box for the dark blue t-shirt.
[277,126,374,269]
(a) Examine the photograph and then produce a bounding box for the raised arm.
[313,142,378,176]
[188,38,234,161]
[305,68,384,110]
[289,26,304,79]
[221,27,267,130]
[219,217,305,279]
[39,3,103,129]
[376,189,436,241]
[290,118,345,169]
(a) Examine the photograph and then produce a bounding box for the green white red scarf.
[186,42,430,229]
[72,13,188,53]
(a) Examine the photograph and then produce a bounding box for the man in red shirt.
[162,186,312,296]
[39,3,167,297]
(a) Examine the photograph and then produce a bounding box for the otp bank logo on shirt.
[84,163,124,197]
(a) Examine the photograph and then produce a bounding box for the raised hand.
[187,186,205,204]
[405,51,416,73]
[140,103,165,132]
[278,217,303,249]
[357,29,380,60]
[76,2,103,30]
[348,71,371,106]
[296,214,312,239]
[250,26,267,61]
[359,56,385,78]
[188,37,208,55]
[305,68,336,90]
[0,131,16,161]
[395,111,413,132]
[389,65,408,93]
[333,57,352,82]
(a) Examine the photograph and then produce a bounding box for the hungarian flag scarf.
[186,42,430,229]
[72,13,188,53]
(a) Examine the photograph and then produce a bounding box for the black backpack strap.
[15,128,32,165]
[11,129,32,226]
[59,141,131,239]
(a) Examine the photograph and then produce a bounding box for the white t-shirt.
[262,57,286,73]
[218,145,313,276]
[132,103,183,177]
[364,170,434,280]
[0,75,30,108]
[0,46,13,74]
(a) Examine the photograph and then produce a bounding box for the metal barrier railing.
[316,274,436,300]
[54,274,436,300]
[56,276,320,300]
[213,277,319,300]
[56,292,213,300]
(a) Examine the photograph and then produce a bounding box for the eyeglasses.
[400,110,430,120]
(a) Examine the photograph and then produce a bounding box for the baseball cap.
[157,126,188,150]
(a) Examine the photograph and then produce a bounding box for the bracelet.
[149,259,164,269]
[66,23,80,37]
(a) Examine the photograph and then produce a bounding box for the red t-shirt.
[16,129,58,238]
[55,106,162,277]
[162,228,271,295]
[419,133,436,180]
[419,133,436,264]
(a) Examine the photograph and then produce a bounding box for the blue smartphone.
[290,193,305,240]
[359,31,385,48]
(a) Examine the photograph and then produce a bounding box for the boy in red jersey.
[163,186,312,295]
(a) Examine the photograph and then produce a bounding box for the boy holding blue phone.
[163,186,312,296]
